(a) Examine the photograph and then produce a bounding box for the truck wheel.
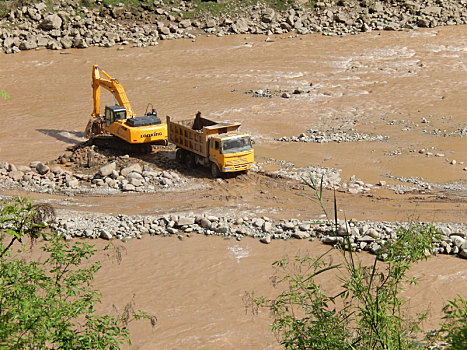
[186,153,195,168]
[210,162,220,178]
[176,149,185,163]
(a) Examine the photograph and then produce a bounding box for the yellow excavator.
[85,65,168,153]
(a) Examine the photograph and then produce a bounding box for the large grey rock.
[179,19,191,28]
[365,228,381,239]
[122,183,136,192]
[121,163,142,176]
[262,8,275,23]
[36,162,49,175]
[459,242,467,259]
[66,178,80,188]
[40,14,62,30]
[17,165,31,172]
[99,162,117,177]
[27,8,41,21]
[215,224,228,234]
[35,2,47,12]
[262,221,273,232]
[60,37,73,49]
[8,171,24,181]
[451,236,466,248]
[322,236,338,244]
[7,163,17,172]
[232,18,249,34]
[127,172,143,180]
[177,216,195,226]
[3,37,17,48]
[73,37,88,48]
[129,178,143,187]
[253,218,265,228]
[100,230,113,240]
[200,218,211,229]
[292,231,310,239]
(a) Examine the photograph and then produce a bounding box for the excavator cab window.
[105,105,127,127]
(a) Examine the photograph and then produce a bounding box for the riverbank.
[2,0,467,53]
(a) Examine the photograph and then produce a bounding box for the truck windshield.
[222,136,252,154]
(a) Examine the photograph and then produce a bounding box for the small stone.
[260,235,272,244]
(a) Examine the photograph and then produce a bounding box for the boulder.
[262,8,275,23]
[177,216,195,226]
[8,171,24,181]
[122,183,136,191]
[40,14,62,30]
[73,37,88,48]
[262,221,273,232]
[179,19,191,28]
[458,242,467,259]
[36,162,49,175]
[17,165,31,172]
[200,218,211,229]
[121,163,142,176]
[60,37,73,49]
[100,229,113,240]
[232,18,249,34]
[292,231,310,239]
[99,162,117,177]
[3,37,16,48]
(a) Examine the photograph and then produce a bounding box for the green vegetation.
[0,76,9,100]
[253,174,466,349]
[0,197,155,349]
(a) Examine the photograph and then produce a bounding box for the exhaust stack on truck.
[167,112,254,178]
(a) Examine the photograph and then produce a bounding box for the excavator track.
[89,136,153,154]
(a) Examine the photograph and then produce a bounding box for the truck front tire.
[210,162,220,178]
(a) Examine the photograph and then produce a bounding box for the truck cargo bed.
[167,112,242,158]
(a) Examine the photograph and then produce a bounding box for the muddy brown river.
[1,26,466,348]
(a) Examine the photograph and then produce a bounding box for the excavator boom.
[91,65,134,118]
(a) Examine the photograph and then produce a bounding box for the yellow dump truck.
[166,112,254,177]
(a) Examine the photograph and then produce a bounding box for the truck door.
[210,139,222,164]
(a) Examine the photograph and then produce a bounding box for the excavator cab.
[104,105,127,127]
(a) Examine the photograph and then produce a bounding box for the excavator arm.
[91,65,135,119]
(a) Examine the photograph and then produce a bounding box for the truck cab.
[209,134,254,173]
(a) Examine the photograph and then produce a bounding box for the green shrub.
[0,197,155,349]
[253,174,449,350]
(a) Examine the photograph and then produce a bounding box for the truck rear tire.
[186,153,195,169]
[176,149,185,163]
[210,162,220,178]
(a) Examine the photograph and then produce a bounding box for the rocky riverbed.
[2,196,465,259]
[1,144,466,259]
[2,0,467,53]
